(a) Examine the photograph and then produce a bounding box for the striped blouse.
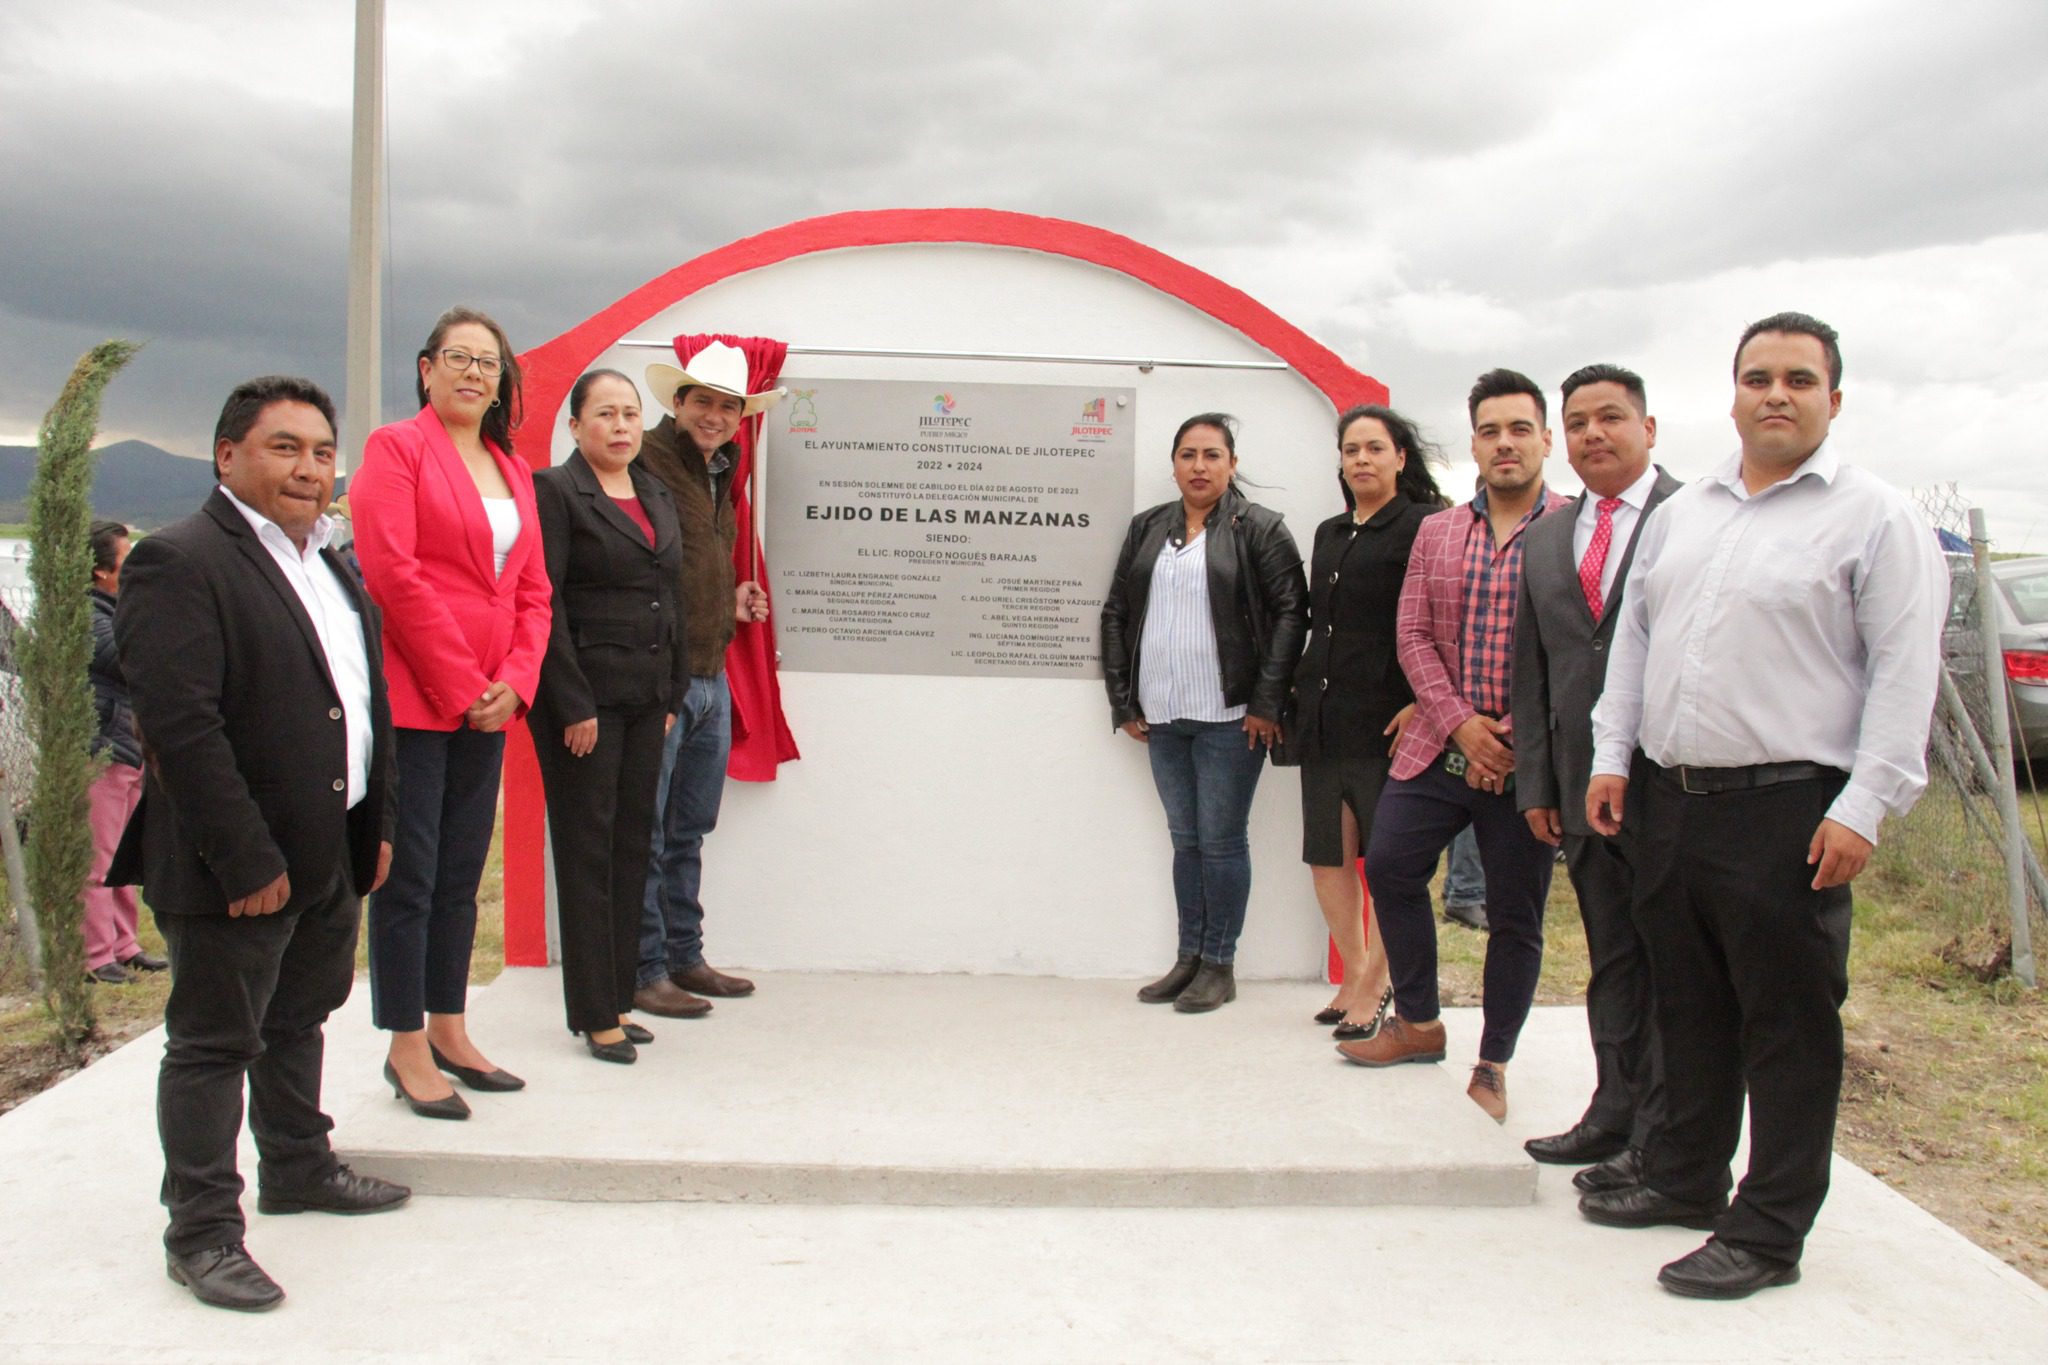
[1137,532,1246,724]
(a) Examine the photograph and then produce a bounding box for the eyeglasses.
[438,348,503,376]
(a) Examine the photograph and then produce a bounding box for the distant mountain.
[0,440,220,530]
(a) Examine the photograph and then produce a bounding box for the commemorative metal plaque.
[765,379,1136,678]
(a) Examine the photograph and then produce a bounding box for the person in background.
[532,371,687,1064]
[631,343,783,1019]
[1291,406,1441,1040]
[84,518,163,984]
[350,306,552,1118]
[1102,413,1307,1014]
[1442,827,1487,930]
[1339,369,1569,1123]
[1581,313,1944,1299]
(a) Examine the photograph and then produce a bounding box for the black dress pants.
[534,704,668,1033]
[1632,754,1852,1264]
[156,869,358,1256]
[1561,830,1665,1146]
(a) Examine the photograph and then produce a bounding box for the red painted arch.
[501,208,1387,967]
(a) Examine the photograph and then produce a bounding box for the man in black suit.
[112,376,407,1312]
[1513,364,1680,1183]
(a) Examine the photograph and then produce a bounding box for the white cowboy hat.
[645,340,785,416]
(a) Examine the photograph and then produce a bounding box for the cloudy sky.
[5,1,2045,541]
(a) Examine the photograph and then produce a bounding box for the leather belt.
[1653,760,1844,796]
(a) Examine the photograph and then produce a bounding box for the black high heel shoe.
[429,1042,525,1092]
[384,1059,470,1120]
[621,1023,654,1045]
[1332,986,1395,1042]
[584,1033,637,1065]
[1313,1006,1345,1026]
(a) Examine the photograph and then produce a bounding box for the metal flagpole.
[343,0,386,476]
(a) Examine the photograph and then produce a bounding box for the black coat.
[1101,487,1307,727]
[1290,495,1432,761]
[531,452,688,727]
[107,490,397,913]
[89,587,141,768]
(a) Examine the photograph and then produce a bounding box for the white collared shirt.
[219,486,375,808]
[1137,532,1246,725]
[1589,441,1947,843]
[1572,462,1662,605]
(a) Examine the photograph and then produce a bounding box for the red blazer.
[1391,490,1570,781]
[349,406,552,731]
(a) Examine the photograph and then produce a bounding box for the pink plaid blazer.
[1391,492,1569,781]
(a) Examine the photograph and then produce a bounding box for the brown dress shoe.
[632,979,712,1018]
[1336,1015,1447,1067]
[671,962,755,997]
[1467,1062,1508,1123]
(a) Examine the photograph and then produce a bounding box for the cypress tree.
[24,340,137,1046]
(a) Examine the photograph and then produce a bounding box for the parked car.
[1991,557,2048,762]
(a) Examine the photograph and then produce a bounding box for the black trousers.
[1561,830,1665,1146]
[367,726,505,1032]
[1364,761,1554,1063]
[534,704,668,1033]
[157,870,358,1256]
[1633,754,1852,1264]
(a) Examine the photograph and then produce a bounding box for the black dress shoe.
[1524,1119,1630,1165]
[85,962,133,985]
[1658,1238,1801,1299]
[621,1022,654,1045]
[1579,1183,1728,1231]
[1173,961,1236,1014]
[259,1163,411,1216]
[122,950,169,972]
[1137,954,1200,1004]
[383,1060,470,1120]
[166,1243,284,1312]
[1573,1146,1644,1194]
[585,1033,637,1064]
[1443,900,1488,931]
[1333,986,1395,1041]
[429,1042,525,1092]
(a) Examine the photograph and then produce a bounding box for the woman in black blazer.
[532,369,688,1062]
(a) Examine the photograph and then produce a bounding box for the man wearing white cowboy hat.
[631,340,783,1018]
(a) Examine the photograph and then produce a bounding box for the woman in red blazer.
[350,306,552,1119]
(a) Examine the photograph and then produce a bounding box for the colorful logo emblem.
[785,389,819,434]
[1080,397,1107,423]
[933,393,956,414]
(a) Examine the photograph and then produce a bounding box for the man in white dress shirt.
[1580,314,1945,1298]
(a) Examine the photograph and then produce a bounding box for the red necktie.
[1579,498,1624,619]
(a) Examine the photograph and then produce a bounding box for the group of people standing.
[1103,312,1945,1300]
[109,309,779,1311]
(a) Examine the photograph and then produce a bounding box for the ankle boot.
[1137,954,1201,1003]
[1173,961,1237,1013]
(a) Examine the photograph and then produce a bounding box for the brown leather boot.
[1172,961,1236,1013]
[632,979,711,1018]
[1336,1015,1448,1066]
[1137,954,1200,1003]
[672,962,755,997]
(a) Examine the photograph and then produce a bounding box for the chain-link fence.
[1870,488,2047,983]
[0,583,34,822]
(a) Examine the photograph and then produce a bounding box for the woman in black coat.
[1291,405,1444,1040]
[1101,412,1307,1014]
[532,369,688,1062]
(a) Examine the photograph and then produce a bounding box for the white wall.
[543,244,1357,979]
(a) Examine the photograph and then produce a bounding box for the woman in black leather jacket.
[1291,405,1444,1041]
[1102,413,1306,1013]
[84,520,165,983]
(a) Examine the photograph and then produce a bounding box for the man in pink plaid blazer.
[1338,368,1569,1123]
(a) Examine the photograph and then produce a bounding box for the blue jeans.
[1145,718,1267,965]
[1445,825,1486,907]
[637,675,732,987]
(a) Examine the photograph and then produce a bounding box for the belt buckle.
[1678,766,1707,795]
[1445,752,1468,778]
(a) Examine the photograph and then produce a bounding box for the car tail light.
[2005,650,2048,685]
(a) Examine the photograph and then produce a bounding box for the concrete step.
[335,968,1536,1207]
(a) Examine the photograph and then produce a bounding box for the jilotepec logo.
[933,393,956,414]
[786,389,819,433]
[1072,395,1114,442]
[1079,397,1107,423]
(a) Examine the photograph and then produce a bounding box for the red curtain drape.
[672,333,800,780]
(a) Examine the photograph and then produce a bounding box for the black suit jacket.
[107,490,397,913]
[531,452,688,729]
[1513,468,1683,836]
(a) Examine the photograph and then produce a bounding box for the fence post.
[1969,507,2037,987]
[0,766,39,985]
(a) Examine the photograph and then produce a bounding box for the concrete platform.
[334,968,1536,1207]
[2,978,2045,1362]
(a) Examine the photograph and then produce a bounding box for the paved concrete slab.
[334,969,1536,1207]
[1,979,2044,1362]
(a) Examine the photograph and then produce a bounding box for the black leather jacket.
[90,588,141,768]
[1101,488,1307,728]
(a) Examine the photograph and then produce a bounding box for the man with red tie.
[1511,365,1680,1183]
